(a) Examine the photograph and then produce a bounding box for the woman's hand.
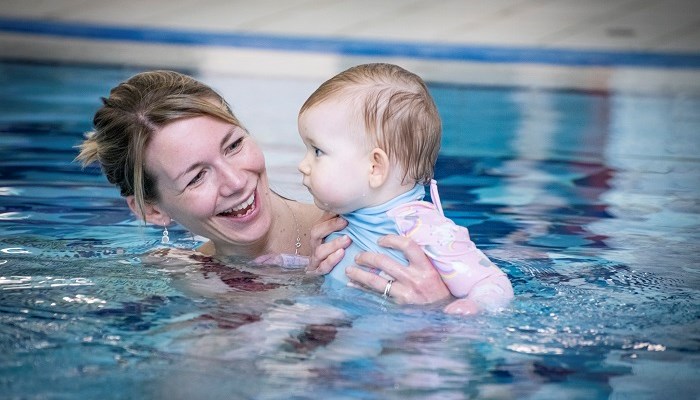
[306,213,352,275]
[346,234,452,305]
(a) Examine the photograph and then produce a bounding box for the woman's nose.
[218,164,245,197]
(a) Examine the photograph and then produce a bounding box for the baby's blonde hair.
[299,63,441,184]
[76,70,241,220]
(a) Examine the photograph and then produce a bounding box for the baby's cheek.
[313,187,334,206]
[311,187,341,212]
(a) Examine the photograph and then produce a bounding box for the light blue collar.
[341,184,425,255]
[325,184,425,285]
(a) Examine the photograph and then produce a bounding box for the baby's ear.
[368,148,391,189]
[126,196,171,226]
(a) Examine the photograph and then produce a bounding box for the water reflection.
[434,84,700,398]
[592,92,700,282]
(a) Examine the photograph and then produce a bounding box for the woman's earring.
[162,225,170,244]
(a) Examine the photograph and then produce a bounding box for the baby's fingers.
[443,298,481,315]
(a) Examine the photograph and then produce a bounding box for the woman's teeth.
[220,194,255,217]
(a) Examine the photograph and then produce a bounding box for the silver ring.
[382,279,394,298]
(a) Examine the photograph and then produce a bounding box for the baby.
[297,63,513,314]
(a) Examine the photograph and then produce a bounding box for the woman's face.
[144,115,272,251]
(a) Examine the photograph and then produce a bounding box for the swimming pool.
[1,60,698,399]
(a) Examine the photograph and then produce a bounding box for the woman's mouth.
[218,193,255,217]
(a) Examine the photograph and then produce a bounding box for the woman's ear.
[126,196,171,226]
[368,148,391,189]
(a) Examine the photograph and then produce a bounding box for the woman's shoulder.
[297,202,324,217]
[295,202,327,230]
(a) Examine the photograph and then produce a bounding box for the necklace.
[282,198,302,255]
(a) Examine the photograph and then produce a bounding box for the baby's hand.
[444,275,514,316]
[443,298,482,315]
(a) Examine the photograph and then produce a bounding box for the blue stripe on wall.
[1,17,699,69]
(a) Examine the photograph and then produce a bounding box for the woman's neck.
[270,194,303,256]
[240,194,311,257]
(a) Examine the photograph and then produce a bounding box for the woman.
[77,70,450,305]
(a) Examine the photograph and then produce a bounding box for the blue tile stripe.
[1,17,699,68]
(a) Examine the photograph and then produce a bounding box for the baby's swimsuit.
[326,180,513,308]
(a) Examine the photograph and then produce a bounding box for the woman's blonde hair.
[299,63,441,185]
[76,70,241,220]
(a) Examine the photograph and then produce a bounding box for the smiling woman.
[76,70,323,260]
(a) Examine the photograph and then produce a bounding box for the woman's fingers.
[376,235,434,272]
[307,215,350,275]
[309,213,344,246]
[346,265,393,292]
[308,240,348,275]
[349,234,451,305]
[352,250,407,282]
[346,264,407,304]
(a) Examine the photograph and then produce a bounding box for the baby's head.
[301,63,441,185]
[299,64,441,214]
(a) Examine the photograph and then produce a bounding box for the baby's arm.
[429,241,514,315]
[441,247,514,315]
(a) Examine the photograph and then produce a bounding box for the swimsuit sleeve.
[387,200,513,306]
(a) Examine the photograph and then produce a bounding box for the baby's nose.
[297,156,310,175]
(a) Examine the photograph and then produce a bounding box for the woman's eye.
[226,137,244,154]
[187,171,205,187]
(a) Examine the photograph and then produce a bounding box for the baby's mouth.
[218,193,255,217]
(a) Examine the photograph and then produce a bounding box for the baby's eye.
[313,146,323,157]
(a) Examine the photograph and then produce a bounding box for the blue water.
[1,61,698,399]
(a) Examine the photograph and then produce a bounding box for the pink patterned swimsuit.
[387,180,514,310]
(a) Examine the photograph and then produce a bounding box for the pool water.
[1,61,698,399]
